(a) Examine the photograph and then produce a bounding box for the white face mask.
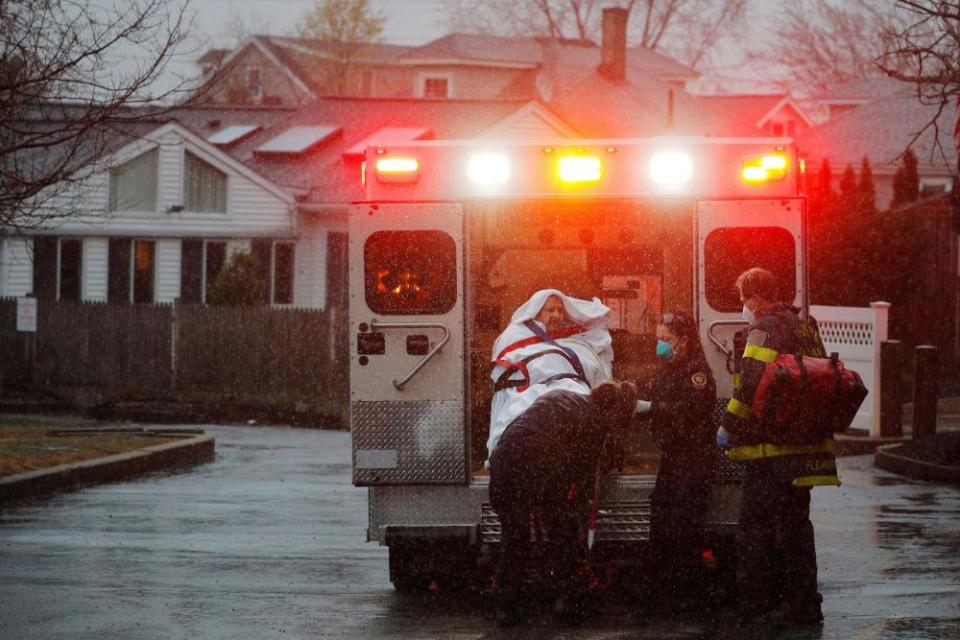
[742,303,756,325]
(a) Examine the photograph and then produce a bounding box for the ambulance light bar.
[375,156,420,183]
[741,153,787,183]
[649,150,694,188]
[467,152,511,186]
[556,154,603,184]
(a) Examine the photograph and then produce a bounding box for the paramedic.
[633,310,717,612]
[720,267,834,626]
[489,380,638,626]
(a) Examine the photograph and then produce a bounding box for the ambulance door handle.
[707,320,748,373]
[369,320,450,391]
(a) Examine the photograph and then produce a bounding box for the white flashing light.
[649,150,693,188]
[468,152,511,186]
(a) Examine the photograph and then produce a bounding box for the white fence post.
[869,302,891,437]
[810,302,890,434]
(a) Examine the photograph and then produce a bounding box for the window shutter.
[108,239,131,304]
[180,240,203,304]
[32,237,57,300]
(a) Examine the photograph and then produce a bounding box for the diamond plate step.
[480,500,651,544]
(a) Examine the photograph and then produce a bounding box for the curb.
[834,432,912,456]
[875,444,960,485]
[0,432,215,503]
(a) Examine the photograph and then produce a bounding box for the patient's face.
[535,295,569,330]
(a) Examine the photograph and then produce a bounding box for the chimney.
[599,7,628,82]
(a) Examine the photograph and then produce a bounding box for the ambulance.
[348,137,807,591]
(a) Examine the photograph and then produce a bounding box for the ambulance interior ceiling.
[467,198,695,473]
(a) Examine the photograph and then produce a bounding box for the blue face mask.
[656,339,674,360]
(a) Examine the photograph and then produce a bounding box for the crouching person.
[488,380,638,626]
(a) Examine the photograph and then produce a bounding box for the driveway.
[0,424,958,639]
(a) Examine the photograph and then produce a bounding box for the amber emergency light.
[557,154,603,184]
[742,153,788,183]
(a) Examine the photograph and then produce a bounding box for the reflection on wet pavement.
[0,427,957,640]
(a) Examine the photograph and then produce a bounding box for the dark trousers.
[737,462,819,613]
[647,469,710,603]
[489,440,586,608]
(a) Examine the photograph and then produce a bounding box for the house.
[195,28,703,106]
[796,83,958,209]
[0,98,575,308]
[697,94,814,138]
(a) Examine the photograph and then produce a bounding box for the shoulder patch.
[746,329,768,346]
[691,372,708,389]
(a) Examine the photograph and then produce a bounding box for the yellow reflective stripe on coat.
[724,438,836,461]
[743,344,779,363]
[793,474,841,487]
[726,397,751,419]
[733,373,742,389]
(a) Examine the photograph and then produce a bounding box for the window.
[704,227,796,312]
[365,231,456,315]
[58,238,82,301]
[131,240,155,304]
[184,152,227,213]
[109,149,158,212]
[272,242,294,305]
[204,241,227,300]
[247,66,262,98]
[771,123,784,136]
[422,76,450,98]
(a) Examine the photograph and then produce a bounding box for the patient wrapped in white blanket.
[486,289,613,461]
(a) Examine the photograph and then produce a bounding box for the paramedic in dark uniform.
[633,310,717,612]
[719,267,837,626]
[489,380,638,626]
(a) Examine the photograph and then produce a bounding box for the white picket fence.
[810,302,890,436]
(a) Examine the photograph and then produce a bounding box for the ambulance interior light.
[557,154,603,184]
[649,150,694,188]
[468,152,511,186]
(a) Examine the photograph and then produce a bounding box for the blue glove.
[716,427,734,449]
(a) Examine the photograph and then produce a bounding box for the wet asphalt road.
[1,424,958,640]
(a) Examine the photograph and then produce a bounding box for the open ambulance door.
[349,203,467,485]
[696,198,806,399]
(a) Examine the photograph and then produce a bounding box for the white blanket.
[487,289,613,459]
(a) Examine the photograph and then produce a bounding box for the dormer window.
[184,151,227,213]
[109,148,158,212]
[421,75,451,99]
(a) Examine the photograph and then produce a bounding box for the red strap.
[493,325,585,362]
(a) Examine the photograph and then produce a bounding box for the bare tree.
[444,0,745,70]
[1,0,195,231]
[751,0,908,98]
[296,0,386,95]
[877,1,960,170]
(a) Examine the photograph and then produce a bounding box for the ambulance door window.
[364,230,457,315]
[704,226,796,312]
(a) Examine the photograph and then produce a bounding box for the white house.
[1,99,578,309]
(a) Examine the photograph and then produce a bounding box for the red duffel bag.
[751,353,868,443]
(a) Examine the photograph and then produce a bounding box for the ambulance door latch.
[370,320,450,390]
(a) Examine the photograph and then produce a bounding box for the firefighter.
[488,379,638,626]
[632,310,717,614]
[720,267,838,626]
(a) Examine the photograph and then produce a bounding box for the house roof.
[536,42,758,138]
[815,76,909,104]
[173,97,539,203]
[399,33,543,66]
[795,92,958,174]
[696,94,812,128]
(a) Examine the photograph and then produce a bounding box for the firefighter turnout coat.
[721,304,840,487]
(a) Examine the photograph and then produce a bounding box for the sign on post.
[16,297,37,332]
